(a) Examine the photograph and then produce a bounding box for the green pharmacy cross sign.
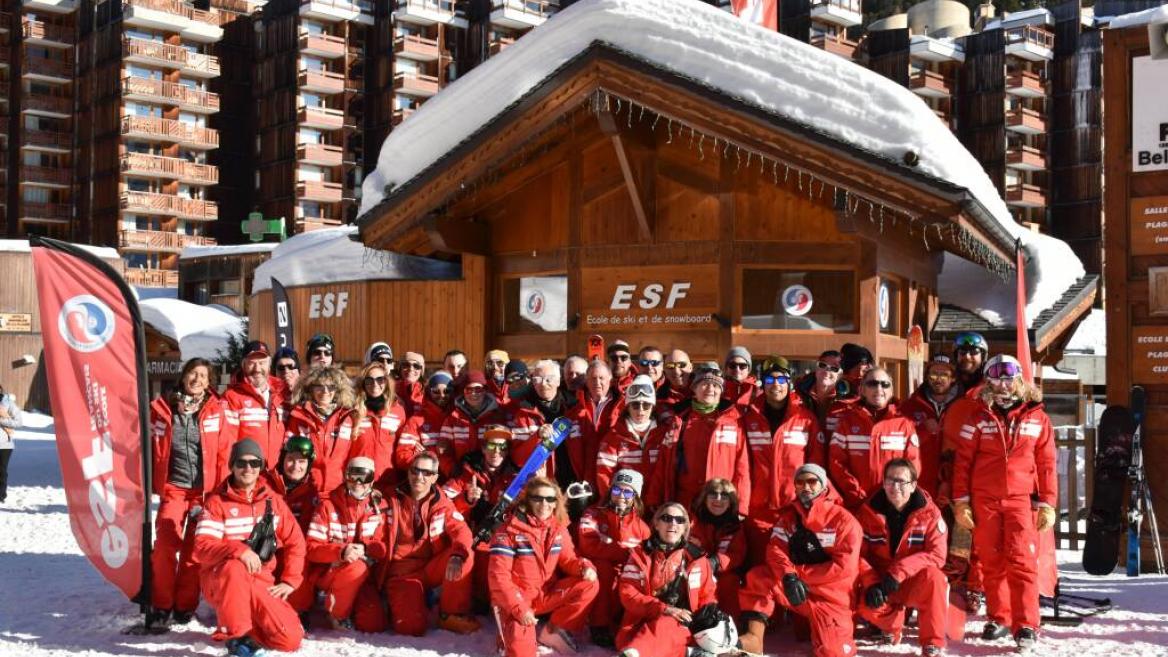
[241,212,286,242]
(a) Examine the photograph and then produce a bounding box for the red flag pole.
[1015,238,1035,384]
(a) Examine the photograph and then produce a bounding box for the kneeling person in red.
[857,459,948,656]
[193,438,306,656]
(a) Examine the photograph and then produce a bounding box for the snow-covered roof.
[984,7,1053,30]
[180,243,278,260]
[1107,4,1168,29]
[250,226,460,293]
[0,239,119,260]
[1064,308,1106,355]
[139,298,244,362]
[357,0,1082,329]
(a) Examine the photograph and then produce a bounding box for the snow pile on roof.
[984,6,1053,30]
[0,239,119,260]
[181,243,278,260]
[358,0,1082,328]
[251,226,460,293]
[1064,308,1106,355]
[1107,4,1168,29]
[140,298,244,362]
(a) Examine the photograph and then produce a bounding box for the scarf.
[365,395,387,413]
[691,399,717,415]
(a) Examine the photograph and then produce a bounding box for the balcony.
[298,105,344,129]
[123,267,180,287]
[20,165,72,188]
[488,35,515,56]
[1006,183,1046,208]
[1006,107,1046,135]
[123,37,220,78]
[1005,25,1053,61]
[119,229,216,254]
[0,12,10,32]
[394,34,440,61]
[297,142,343,166]
[1006,145,1047,171]
[391,107,416,125]
[120,152,218,184]
[909,69,951,98]
[299,0,360,22]
[909,33,965,63]
[810,32,857,60]
[398,0,466,27]
[490,0,555,29]
[121,115,219,150]
[393,71,439,97]
[298,68,345,94]
[123,76,220,113]
[1006,70,1046,98]
[20,202,72,223]
[121,191,218,221]
[299,32,345,59]
[22,93,71,118]
[22,0,78,13]
[22,130,71,152]
[22,56,73,83]
[122,0,224,43]
[22,19,73,47]
[809,0,861,27]
[296,179,343,203]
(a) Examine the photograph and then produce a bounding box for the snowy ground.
[2,415,1166,656]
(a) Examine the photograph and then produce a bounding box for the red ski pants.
[200,559,304,651]
[858,566,948,649]
[494,575,599,657]
[973,496,1040,631]
[744,516,776,567]
[740,569,855,657]
[151,485,203,612]
[383,547,474,636]
[319,560,387,632]
[616,614,692,657]
[588,559,621,628]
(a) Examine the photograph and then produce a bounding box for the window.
[502,275,568,334]
[741,269,855,331]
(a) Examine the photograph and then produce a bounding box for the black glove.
[781,573,808,607]
[865,584,887,609]
[881,574,900,595]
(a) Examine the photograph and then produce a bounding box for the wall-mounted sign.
[781,285,813,316]
[581,265,718,330]
[146,359,183,377]
[878,282,891,330]
[519,276,567,332]
[0,313,32,333]
[1132,56,1168,172]
[1130,325,1168,383]
[1131,196,1168,256]
[307,290,349,319]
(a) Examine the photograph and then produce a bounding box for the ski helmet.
[953,332,989,358]
[690,604,739,655]
[984,354,1024,381]
[280,435,316,468]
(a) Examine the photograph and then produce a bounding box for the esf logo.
[58,295,116,353]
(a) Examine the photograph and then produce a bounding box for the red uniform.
[505,395,584,480]
[856,490,949,650]
[192,477,306,652]
[616,542,718,657]
[645,402,751,516]
[571,393,624,487]
[148,393,234,613]
[828,403,921,510]
[264,470,321,533]
[594,419,667,493]
[439,397,507,475]
[741,396,821,560]
[899,386,960,499]
[349,402,407,489]
[222,375,288,462]
[380,485,474,635]
[488,512,599,657]
[689,514,747,617]
[396,400,448,473]
[723,376,758,409]
[442,456,518,596]
[395,380,425,417]
[303,486,389,631]
[284,402,357,494]
[739,492,861,657]
[953,399,1056,633]
[577,505,651,628]
[938,384,984,503]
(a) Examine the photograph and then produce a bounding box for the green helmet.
[280,435,316,468]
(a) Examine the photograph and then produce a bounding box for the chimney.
[975,2,995,31]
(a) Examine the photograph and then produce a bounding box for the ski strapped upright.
[1126,386,1165,576]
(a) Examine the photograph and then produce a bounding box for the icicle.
[772,159,779,184]
[797,171,803,191]
[745,151,753,170]
[627,102,634,128]
[651,113,661,131]
[614,98,621,116]
[784,165,790,183]
[723,140,730,159]
[666,120,673,144]
[689,126,695,150]
[638,105,646,122]
[698,134,706,160]
[735,147,742,172]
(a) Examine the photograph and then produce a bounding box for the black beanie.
[840,343,874,372]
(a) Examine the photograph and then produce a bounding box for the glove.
[1036,506,1057,532]
[864,584,887,609]
[781,573,808,607]
[952,500,975,530]
[708,555,721,575]
[881,573,900,595]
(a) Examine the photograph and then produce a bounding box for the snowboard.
[587,334,606,363]
[1127,386,1147,576]
[1082,404,1136,575]
[472,416,574,546]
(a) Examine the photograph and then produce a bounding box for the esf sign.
[610,283,692,310]
[308,291,349,319]
[581,265,718,330]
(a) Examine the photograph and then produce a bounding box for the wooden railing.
[121,115,219,147]
[23,94,72,115]
[22,18,72,43]
[810,32,857,59]
[299,33,345,56]
[296,180,343,202]
[1006,24,1054,50]
[489,35,515,55]
[121,152,218,183]
[123,76,220,110]
[22,56,72,79]
[299,106,345,128]
[23,130,71,149]
[394,34,440,57]
[393,71,439,95]
[297,142,343,164]
[810,0,860,12]
[123,0,219,26]
[491,0,555,18]
[20,165,72,185]
[20,202,72,221]
[123,37,220,75]
[119,228,216,253]
[123,267,180,287]
[299,68,346,92]
[121,191,218,220]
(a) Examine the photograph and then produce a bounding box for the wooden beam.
[423,215,489,255]
[597,110,652,242]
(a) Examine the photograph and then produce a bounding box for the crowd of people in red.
[148,331,1057,657]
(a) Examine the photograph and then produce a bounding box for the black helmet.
[280,435,316,469]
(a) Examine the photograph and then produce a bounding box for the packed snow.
[0,238,119,260]
[250,226,461,294]
[139,298,245,362]
[1107,4,1168,29]
[3,414,1167,657]
[181,243,279,260]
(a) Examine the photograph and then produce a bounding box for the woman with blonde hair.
[350,360,408,490]
[488,476,599,657]
[285,365,357,493]
[690,478,747,618]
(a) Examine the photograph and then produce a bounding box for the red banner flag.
[1015,240,1035,384]
[731,0,778,30]
[31,237,151,603]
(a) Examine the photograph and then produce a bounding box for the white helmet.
[690,607,739,655]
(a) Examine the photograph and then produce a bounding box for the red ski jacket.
[149,392,234,496]
[395,380,425,417]
[285,402,357,494]
[488,512,593,618]
[938,384,985,501]
[349,402,407,488]
[618,542,717,627]
[741,396,821,522]
[828,403,921,509]
[577,505,651,565]
[380,485,472,582]
[305,485,388,565]
[440,396,507,472]
[855,490,947,588]
[899,387,961,499]
[264,469,321,534]
[723,377,759,410]
[222,375,288,463]
[645,402,751,515]
[396,400,448,473]
[689,516,747,576]
[192,477,306,588]
[952,401,1057,506]
[595,419,667,493]
[505,396,584,481]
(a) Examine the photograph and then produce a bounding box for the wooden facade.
[1102,24,1168,559]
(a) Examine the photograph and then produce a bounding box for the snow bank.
[0,239,119,260]
[180,243,278,260]
[1107,4,1168,29]
[250,226,460,294]
[139,298,244,362]
[357,0,1082,328]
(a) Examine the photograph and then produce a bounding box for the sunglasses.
[639,359,662,367]
[310,349,332,358]
[429,387,450,396]
[528,494,558,504]
[310,384,337,393]
[726,362,750,370]
[364,376,387,386]
[484,442,508,453]
[234,458,264,470]
[816,361,842,373]
[707,491,732,501]
[376,356,394,364]
[956,346,983,356]
[628,401,654,411]
[663,362,689,370]
[794,477,821,488]
[410,466,438,477]
[927,370,954,379]
[762,375,790,386]
[275,364,299,372]
[346,469,375,484]
[610,486,637,499]
[401,362,424,370]
[986,361,1023,380]
[610,354,631,362]
[864,380,893,389]
[656,513,687,525]
[506,374,528,383]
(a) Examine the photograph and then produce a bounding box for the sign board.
[580,265,718,330]
[1132,56,1168,172]
[1130,325,1168,383]
[0,312,33,333]
[146,359,183,377]
[1131,196,1168,255]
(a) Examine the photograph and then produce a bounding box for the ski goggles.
[346,468,375,484]
[762,374,791,386]
[626,383,655,403]
[610,486,637,500]
[986,361,1024,381]
[483,441,509,453]
[954,332,988,351]
[816,361,842,373]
